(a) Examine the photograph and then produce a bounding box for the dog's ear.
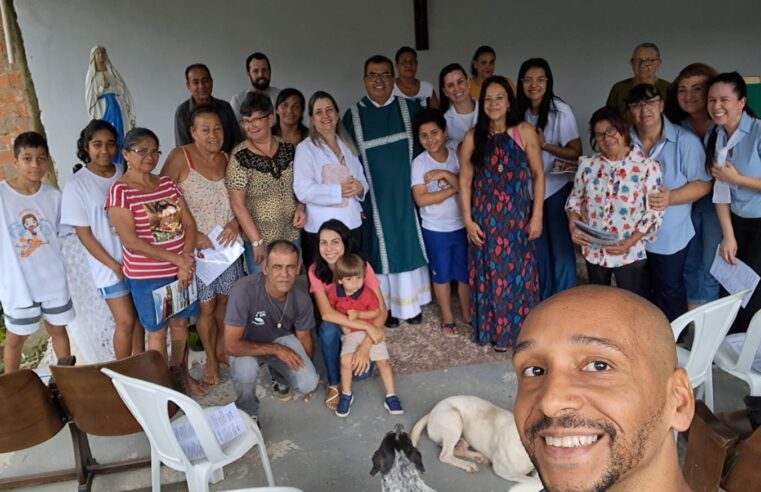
[398,431,426,473]
[370,433,396,476]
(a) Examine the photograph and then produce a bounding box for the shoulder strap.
[181,147,195,170]
[511,126,525,151]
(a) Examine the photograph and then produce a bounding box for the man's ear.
[669,368,695,432]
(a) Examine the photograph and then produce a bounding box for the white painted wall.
[16,0,761,184]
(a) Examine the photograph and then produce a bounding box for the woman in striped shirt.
[106,128,205,394]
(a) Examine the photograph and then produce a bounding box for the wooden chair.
[0,369,72,489]
[50,350,178,492]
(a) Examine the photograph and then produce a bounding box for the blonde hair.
[333,254,365,282]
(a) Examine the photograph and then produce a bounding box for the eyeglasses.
[239,114,270,126]
[521,76,548,86]
[627,97,662,111]
[630,58,660,67]
[129,148,162,158]
[593,126,619,142]
[365,72,393,81]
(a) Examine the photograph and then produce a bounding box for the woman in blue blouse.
[707,72,761,332]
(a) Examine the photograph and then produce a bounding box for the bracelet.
[251,238,266,247]
[541,142,548,150]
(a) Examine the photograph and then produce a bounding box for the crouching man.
[224,240,318,418]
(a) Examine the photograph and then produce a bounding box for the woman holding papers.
[106,127,205,395]
[293,91,369,267]
[566,106,664,297]
[516,58,582,300]
[706,72,761,332]
[163,105,244,385]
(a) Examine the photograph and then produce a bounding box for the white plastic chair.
[671,290,748,411]
[223,488,304,491]
[101,367,275,492]
[714,308,761,396]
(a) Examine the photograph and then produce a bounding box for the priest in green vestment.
[342,55,431,325]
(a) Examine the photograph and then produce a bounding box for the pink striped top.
[106,175,186,279]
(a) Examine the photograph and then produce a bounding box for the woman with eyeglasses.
[627,84,711,321]
[459,75,544,351]
[516,58,582,300]
[106,127,205,394]
[392,46,439,109]
[706,72,761,333]
[665,63,722,310]
[226,92,305,274]
[566,107,664,297]
[161,105,244,385]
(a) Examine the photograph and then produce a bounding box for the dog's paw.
[472,454,491,465]
[466,464,480,473]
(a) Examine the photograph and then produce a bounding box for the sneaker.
[335,393,354,417]
[272,381,294,401]
[384,394,404,415]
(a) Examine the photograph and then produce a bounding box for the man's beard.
[252,77,270,91]
[523,409,662,492]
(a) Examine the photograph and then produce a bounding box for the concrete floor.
[1,355,750,492]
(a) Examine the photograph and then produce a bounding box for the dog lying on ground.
[371,424,437,492]
[410,395,535,483]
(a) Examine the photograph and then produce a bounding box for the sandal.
[325,384,340,411]
[441,322,459,338]
[493,345,508,353]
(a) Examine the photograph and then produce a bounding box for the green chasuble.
[342,96,428,275]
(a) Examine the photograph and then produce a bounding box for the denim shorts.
[124,276,199,333]
[97,279,130,300]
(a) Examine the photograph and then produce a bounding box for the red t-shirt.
[106,175,186,279]
[326,284,380,333]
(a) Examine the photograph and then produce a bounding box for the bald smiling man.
[512,285,695,492]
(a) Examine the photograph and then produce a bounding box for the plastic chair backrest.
[671,291,747,381]
[101,367,228,469]
[730,309,761,373]
[0,370,65,453]
[50,350,175,436]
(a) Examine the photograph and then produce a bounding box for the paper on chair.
[709,248,760,308]
[725,334,761,373]
[195,225,244,285]
[172,402,246,461]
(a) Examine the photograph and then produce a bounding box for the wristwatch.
[251,238,266,247]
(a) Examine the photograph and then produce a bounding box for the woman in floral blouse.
[566,106,664,296]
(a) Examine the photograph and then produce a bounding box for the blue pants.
[318,321,373,386]
[683,196,721,304]
[536,183,577,300]
[647,245,689,322]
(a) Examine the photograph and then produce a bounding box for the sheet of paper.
[195,225,244,285]
[172,402,246,461]
[152,278,198,324]
[709,248,760,308]
[725,334,761,373]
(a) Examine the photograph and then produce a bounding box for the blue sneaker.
[335,393,354,417]
[384,394,404,415]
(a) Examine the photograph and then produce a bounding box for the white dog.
[410,395,537,483]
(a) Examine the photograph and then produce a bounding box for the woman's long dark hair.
[516,58,558,130]
[471,76,521,167]
[704,71,757,174]
[438,63,468,114]
[313,219,362,284]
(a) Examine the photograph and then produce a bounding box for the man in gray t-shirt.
[224,241,318,418]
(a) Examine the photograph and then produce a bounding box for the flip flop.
[325,384,340,411]
[441,322,459,338]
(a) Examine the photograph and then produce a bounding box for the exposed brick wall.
[0,4,51,184]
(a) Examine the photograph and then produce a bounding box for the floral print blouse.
[566,146,664,268]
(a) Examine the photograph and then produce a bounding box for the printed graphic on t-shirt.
[426,178,452,193]
[142,198,182,242]
[10,209,54,258]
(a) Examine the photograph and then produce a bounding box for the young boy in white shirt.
[411,110,471,337]
[1,132,73,372]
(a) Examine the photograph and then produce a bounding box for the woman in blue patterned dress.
[459,76,545,351]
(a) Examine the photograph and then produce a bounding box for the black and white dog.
[371,424,437,492]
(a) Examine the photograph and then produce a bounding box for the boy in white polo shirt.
[411,110,471,337]
[1,132,73,372]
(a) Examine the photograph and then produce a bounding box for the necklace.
[249,138,277,159]
[265,289,290,329]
